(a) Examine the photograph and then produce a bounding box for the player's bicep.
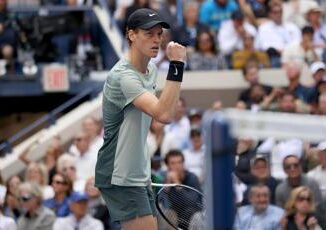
[133,91,159,117]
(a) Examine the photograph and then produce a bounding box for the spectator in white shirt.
[161,98,191,157]
[53,192,104,230]
[0,188,16,230]
[218,10,257,56]
[183,129,205,184]
[256,4,301,67]
[307,141,326,203]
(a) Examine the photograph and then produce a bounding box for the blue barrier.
[203,110,236,230]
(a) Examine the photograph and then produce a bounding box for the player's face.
[132,25,163,58]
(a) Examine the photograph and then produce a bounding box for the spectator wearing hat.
[281,26,319,67]
[311,61,326,84]
[234,184,284,230]
[218,10,257,58]
[16,182,55,230]
[53,192,104,230]
[188,108,203,129]
[242,155,279,205]
[307,141,326,203]
[305,1,326,61]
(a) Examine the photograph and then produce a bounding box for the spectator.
[284,62,315,105]
[56,154,77,190]
[0,44,22,76]
[43,173,73,217]
[69,117,103,156]
[218,10,257,57]
[172,1,209,49]
[238,64,272,105]
[3,176,21,221]
[17,182,55,230]
[231,31,270,69]
[0,0,17,48]
[53,192,104,230]
[24,162,54,200]
[310,61,326,85]
[199,0,238,32]
[183,129,205,184]
[0,201,16,230]
[282,26,319,67]
[282,0,318,28]
[256,4,301,67]
[158,0,179,30]
[164,149,202,230]
[234,184,284,230]
[187,30,227,70]
[235,138,258,184]
[188,108,203,129]
[305,1,326,61]
[242,155,279,205]
[85,177,120,230]
[275,155,324,222]
[281,186,323,230]
[146,119,164,158]
[307,141,326,203]
[161,98,191,157]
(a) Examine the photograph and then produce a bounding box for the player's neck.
[128,49,150,74]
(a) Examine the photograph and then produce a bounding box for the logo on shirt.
[148,13,156,17]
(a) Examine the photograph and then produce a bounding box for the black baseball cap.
[127,8,170,30]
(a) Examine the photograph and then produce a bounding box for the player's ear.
[128,29,137,43]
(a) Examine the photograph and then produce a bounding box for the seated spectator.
[305,1,326,61]
[307,141,326,203]
[187,31,227,70]
[164,149,202,230]
[242,155,279,205]
[256,4,301,67]
[282,0,318,28]
[56,154,78,191]
[17,182,55,230]
[147,119,164,158]
[282,26,319,67]
[284,62,315,105]
[0,44,22,76]
[188,108,203,129]
[24,162,54,200]
[183,129,205,184]
[281,186,323,230]
[218,10,257,59]
[43,173,73,217]
[85,177,120,230]
[53,192,104,230]
[238,0,270,26]
[161,98,191,157]
[3,176,21,222]
[199,0,238,32]
[231,31,270,69]
[238,63,272,104]
[158,0,179,31]
[275,155,324,221]
[245,84,268,111]
[172,1,209,49]
[0,0,18,48]
[235,137,258,185]
[234,184,284,230]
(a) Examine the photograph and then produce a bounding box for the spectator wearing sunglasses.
[16,182,55,230]
[43,173,73,217]
[281,186,322,230]
[275,155,326,227]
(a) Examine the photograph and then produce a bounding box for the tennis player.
[95,8,187,230]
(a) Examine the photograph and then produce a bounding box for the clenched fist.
[166,41,187,63]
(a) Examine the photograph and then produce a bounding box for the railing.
[0,85,101,156]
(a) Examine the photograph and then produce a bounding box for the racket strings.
[157,186,204,229]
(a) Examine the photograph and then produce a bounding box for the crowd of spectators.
[0,0,326,229]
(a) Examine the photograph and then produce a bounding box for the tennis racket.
[152,183,205,230]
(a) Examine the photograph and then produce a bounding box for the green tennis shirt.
[95,58,158,187]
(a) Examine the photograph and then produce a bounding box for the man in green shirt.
[95,8,187,230]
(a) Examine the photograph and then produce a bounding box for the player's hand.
[166,41,186,63]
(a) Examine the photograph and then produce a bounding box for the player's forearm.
[155,80,181,123]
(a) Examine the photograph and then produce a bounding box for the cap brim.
[139,21,170,30]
